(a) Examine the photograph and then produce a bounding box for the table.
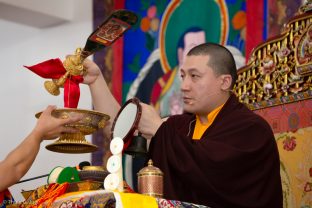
[40,190,208,208]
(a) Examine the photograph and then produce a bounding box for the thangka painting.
[117,0,247,116]
[107,0,302,117]
[268,0,302,39]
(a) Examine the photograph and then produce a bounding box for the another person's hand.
[32,105,82,141]
[138,103,164,138]
[82,58,102,85]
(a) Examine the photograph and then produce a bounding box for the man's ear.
[220,74,232,91]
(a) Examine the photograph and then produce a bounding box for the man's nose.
[180,78,190,91]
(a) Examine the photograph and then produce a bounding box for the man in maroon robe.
[137,43,283,207]
[82,43,283,208]
[147,94,282,207]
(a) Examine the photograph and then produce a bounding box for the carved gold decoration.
[234,4,312,110]
[44,48,86,96]
[36,108,110,153]
[79,166,109,183]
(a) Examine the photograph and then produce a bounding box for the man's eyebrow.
[189,68,198,72]
[180,67,204,75]
[187,68,203,74]
[180,67,196,72]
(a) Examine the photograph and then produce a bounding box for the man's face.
[180,55,223,115]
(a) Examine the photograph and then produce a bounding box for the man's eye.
[191,74,199,78]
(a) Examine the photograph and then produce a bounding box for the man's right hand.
[33,105,82,141]
[138,103,164,138]
[82,58,102,85]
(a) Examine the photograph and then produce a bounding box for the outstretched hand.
[33,105,82,141]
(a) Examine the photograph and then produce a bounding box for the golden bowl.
[78,171,109,183]
[36,108,110,154]
[82,165,105,171]
[79,166,109,182]
[66,180,103,193]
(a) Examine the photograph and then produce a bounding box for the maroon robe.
[149,94,283,208]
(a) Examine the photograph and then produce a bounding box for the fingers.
[82,58,94,66]
[83,58,100,69]
[46,135,58,140]
[40,105,57,117]
[44,106,83,124]
[82,58,91,68]
[133,130,139,136]
[60,114,83,125]
[43,127,79,140]
[61,126,79,134]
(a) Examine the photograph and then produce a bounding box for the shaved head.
[187,42,238,88]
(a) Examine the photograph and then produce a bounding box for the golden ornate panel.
[234,2,312,110]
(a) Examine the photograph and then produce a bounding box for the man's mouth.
[183,97,193,105]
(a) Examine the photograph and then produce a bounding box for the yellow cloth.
[192,104,224,140]
[119,192,158,208]
[275,126,312,207]
[56,190,95,199]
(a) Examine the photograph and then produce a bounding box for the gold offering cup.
[78,166,109,182]
[66,180,103,193]
[44,48,86,96]
[36,108,110,153]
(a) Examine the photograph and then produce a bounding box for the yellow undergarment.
[192,104,224,140]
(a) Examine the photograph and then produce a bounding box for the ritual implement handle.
[16,174,49,184]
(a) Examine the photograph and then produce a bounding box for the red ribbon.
[24,58,83,108]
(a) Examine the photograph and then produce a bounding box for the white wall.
[0,1,93,202]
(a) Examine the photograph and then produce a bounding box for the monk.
[82,43,283,208]
[0,105,81,206]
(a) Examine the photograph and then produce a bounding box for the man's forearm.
[0,131,41,191]
[89,75,121,137]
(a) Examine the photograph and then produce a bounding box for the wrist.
[89,74,105,89]
[150,119,163,137]
[29,128,44,143]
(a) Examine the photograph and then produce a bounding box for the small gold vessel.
[82,166,105,171]
[66,180,103,192]
[137,159,163,198]
[36,108,110,153]
[79,166,109,182]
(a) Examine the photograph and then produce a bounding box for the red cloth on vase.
[24,58,83,108]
